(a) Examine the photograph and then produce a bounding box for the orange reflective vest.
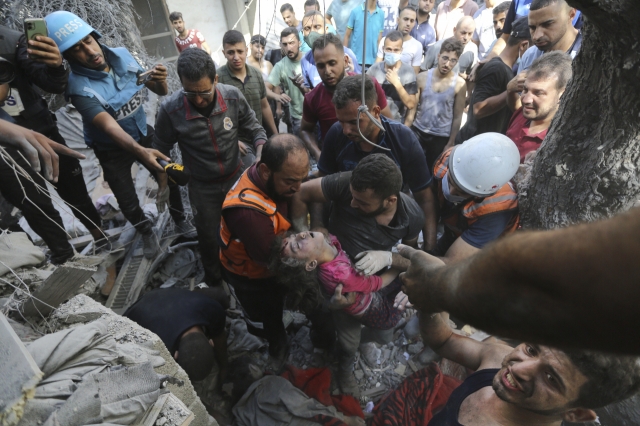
[218,170,291,279]
[433,149,519,237]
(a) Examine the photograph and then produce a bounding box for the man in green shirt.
[218,30,278,167]
[266,27,306,136]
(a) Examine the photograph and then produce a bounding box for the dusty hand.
[238,141,249,156]
[328,284,356,310]
[507,71,527,93]
[397,244,446,313]
[156,185,170,213]
[149,64,168,82]
[354,250,392,275]
[139,147,169,173]
[393,291,413,311]
[385,68,400,87]
[468,59,487,83]
[27,36,63,67]
[276,93,292,105]
[0,120,85,182]
[289,72,306,90]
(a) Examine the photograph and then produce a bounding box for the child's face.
[280,231,327,261]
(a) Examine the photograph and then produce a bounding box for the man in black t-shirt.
[124,287,227,382]
[291,155,424,396]
[456,17,531,144]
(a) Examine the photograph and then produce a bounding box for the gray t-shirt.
[321,171,425,259]
[421,39,477,75]
[367,62,418,122]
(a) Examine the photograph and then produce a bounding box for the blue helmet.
[45,11,102,53]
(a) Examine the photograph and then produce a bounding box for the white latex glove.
[156,185,170,213]
[354,250,392,276]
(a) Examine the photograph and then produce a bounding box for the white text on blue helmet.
[54,18,84,41]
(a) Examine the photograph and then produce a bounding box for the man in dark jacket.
[153,48,268,306]
[0,24,103,245]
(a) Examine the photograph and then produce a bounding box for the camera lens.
[0,57,16,84]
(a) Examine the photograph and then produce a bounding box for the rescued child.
[276,230,403,329]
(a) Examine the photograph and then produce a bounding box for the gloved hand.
[156,185,170,213]
[354,250,392,276]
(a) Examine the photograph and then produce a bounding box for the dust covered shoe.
[337,367,360,397]
[175,218,196,237]
[141,227,160,259]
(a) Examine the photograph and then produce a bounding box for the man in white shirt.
[376,7,424,73]
[472,0,511,59]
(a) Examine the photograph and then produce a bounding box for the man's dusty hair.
[440,37,463,57]
[169,11,182,22]
[269,233,324,314]
[385,30,404,44]
[528,50,573,90]
[530,0,570,11]
[565,350,640,409]
[493,1,511,16]
[350,154,402,200]
[332,75,378,110]
[312,33,344,54]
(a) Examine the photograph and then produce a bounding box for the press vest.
[66,45,146,149]
[218,170,291,279]
[433,149,519,237]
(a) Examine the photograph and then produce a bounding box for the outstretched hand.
[397,244,446,313]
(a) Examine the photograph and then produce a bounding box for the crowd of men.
[1,0,639,423]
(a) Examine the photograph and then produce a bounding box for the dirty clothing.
[124,288,226,353]
[0,145,74,263]
[359,284,403,330]
[224,271,287,358]
[0,27,101,232]
[67,45,147,150]
[317,235,383,316]
[188,170,241,285]
[371,363,462,426]
[428,368,498,425]
[153,84,267,182]
[94,127,185,234]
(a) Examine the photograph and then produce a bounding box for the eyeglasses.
[440,56,458,65]
[182,89,214,99]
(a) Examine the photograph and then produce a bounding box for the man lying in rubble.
[45,11,189,260]
[124,287,227,383]
[405,305,640,424]
[0,116,86,263]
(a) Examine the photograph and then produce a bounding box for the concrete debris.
[0,312,43,426]
[20,263,97,317]
[140,393,194,426]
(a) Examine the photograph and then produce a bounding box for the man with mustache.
[153,48,267,307]
[394,248,640,426]
[291,154,425,395]
[518,0,581,71]
[218,135,310,369]
[46,11,187,259]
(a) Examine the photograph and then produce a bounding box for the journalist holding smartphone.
[0,19,105,255]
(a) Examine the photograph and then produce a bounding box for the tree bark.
[519,0,640,229]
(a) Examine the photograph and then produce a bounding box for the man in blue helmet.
[45,11,188,258]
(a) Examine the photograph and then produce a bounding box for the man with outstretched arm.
[394,205,640,355]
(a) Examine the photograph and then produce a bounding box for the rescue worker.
[153,48,268,306]
[45,11,188,258]
[433,132,520,262]
[0,24,103,245]
[218,135,310,368]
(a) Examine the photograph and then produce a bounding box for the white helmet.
[448,133,520,197]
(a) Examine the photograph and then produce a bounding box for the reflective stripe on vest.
[219,170,291,279]
[433,149,519,236]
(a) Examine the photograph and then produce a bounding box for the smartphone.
[24,18,48,59]
[136,69,154,85]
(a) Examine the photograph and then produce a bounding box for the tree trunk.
[519,0,640,229]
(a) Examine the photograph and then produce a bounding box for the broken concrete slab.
[0,312,43,426]
[139,393,194,426]
[20,263,96,317]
